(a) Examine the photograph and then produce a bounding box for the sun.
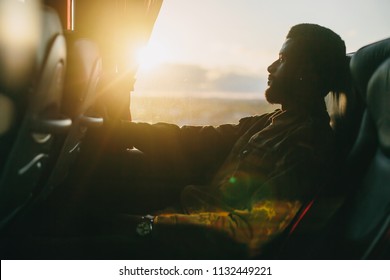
[136,42,167,72]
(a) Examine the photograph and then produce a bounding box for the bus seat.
[344,46,390,259]
[0,0,39,170]
[0,4,70,229]
[361,56,390,259]
[40,36,104,198]
[319,38,390,259]
[62,36,104,121]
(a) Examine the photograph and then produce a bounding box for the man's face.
[265,38,314,105]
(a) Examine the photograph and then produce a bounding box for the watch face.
[136,221,152,236]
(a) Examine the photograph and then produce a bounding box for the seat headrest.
[37,6,64,70]
[63,36,102,117]
[66,38,101,96]
[367,58,390,156]
[0,0,40,92]
[350,38,390,101]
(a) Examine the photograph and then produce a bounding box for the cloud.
[208,71,263,93]
[138,63,208,92]
[135,62,267,98]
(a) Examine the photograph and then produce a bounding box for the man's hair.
[287,23,349,95]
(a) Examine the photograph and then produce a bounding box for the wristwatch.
[136,214,155,236]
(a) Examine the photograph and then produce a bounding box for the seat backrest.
[0,4,69,229]
[0,0,40,175]
[40,35,104,197]
[343,39,390,258]
[62,35,103,119]
[319,38,390,259]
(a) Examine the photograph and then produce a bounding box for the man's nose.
[267,60,279,73]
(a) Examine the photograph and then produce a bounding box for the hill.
[131,96,279,126]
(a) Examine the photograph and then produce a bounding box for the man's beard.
[265,76,300,105]
[265,82,287,104]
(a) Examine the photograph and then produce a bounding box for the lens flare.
[135,43,167,73]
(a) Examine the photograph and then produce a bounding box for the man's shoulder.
[238,109,281,125]
[236,109,281,134]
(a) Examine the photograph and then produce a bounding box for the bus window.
[132,0,389,125]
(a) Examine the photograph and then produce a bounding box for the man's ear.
[294,70,324,100]
[302,68,324,90]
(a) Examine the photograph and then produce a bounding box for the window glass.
[132,0,390,125]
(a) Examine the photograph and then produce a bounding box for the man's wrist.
[136,214,155,236]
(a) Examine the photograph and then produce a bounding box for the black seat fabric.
[350,39,390,99]
[344,55,390,259]
[0,5,68,229]
[319,38,390,259]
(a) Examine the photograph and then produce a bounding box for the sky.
[134,0,390,99]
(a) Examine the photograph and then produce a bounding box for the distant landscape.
[130,95,279,126]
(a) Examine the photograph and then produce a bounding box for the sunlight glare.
[136,43,167,73]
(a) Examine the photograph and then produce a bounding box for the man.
[61,23,348,259]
